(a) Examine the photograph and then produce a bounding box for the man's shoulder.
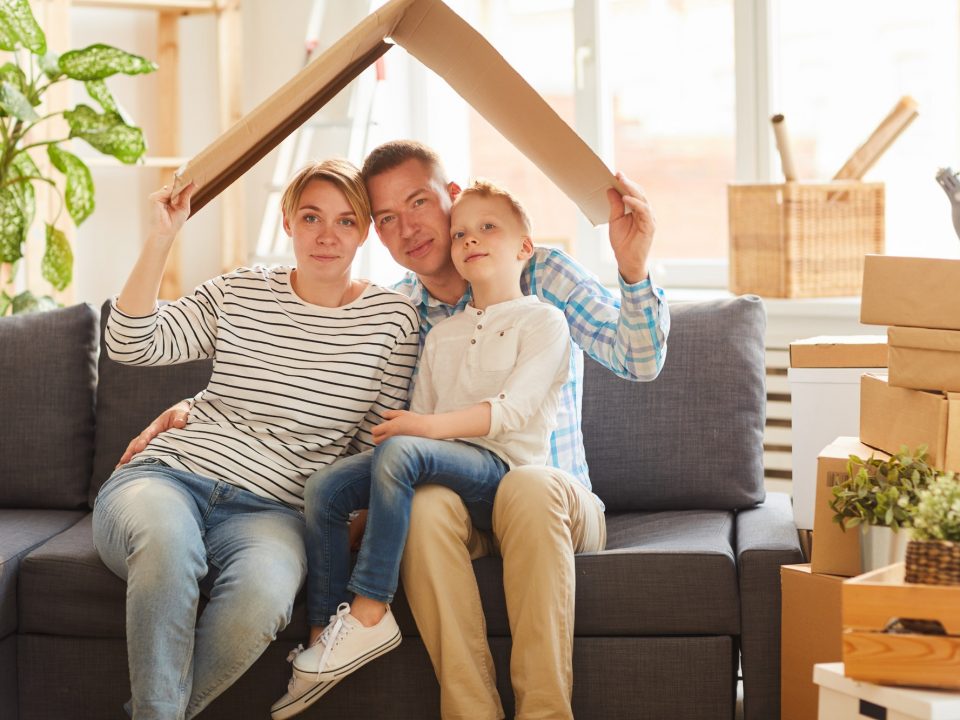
[522,298,569,328]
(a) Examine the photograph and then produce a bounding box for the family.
[93,140,670,720]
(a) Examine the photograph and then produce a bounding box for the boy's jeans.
[92,457,306,720]
[304,436,508,625]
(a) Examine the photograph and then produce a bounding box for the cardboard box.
[781,564,845,720]
[861,255,960,331]
[888,326,960,392]
[810,438,890,577]
[859,373,960,472]
[814,662,960,720]
[789,336,887,369]
[789,368,881,529]
[173,0,619,225]
[843,563,960,690]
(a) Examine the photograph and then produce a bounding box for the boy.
[271,180,571,719]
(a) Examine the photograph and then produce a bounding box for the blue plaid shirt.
[390,246,670,498]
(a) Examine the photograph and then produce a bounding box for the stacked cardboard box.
[859,255,960,471]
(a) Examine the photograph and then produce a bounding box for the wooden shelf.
[72,0,218,13]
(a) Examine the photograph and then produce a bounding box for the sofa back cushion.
[0,304,98,509]
[89,301,213,505]
[583,296,767,512]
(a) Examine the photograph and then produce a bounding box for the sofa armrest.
[736,492,803,720]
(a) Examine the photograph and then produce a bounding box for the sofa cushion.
[0,303,98,509]
[0,509,85,637]
[583,295,767,511]
[89,300,213,506]
[20,510,739,639]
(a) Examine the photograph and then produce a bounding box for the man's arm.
[533,173,669,381]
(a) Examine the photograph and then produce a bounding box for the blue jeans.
[304,437,508,625]
[92,457,306,720]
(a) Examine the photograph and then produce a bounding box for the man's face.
[366,158,456,279]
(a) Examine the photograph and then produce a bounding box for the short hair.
[453,179,532,235]
[280,158,371,237]
[361,140,448,186]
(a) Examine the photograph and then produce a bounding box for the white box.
[815,663,960,719]
[788,368,886,529]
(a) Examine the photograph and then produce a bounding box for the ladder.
[253,0,383,267]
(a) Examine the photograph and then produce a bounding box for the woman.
[92,159,419,720]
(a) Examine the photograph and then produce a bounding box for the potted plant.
[906,473,960,585]
[830,445,936,572]
[0,0,155,315]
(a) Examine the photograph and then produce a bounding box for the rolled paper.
[771,114,798,182]
[833,96,919,180]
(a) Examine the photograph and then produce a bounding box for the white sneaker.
[296,602,402,682]
[270,643,341,720]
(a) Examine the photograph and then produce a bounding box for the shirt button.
[476,310,483,316]
[499,393,506,399]
[477,324,483,330]
[470,339,476,345]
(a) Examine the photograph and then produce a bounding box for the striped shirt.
[104,266,420,509]
[392,246,670,496]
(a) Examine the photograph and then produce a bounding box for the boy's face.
[449,194,531,284]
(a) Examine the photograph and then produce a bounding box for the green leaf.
[0,0,45,54]
[39,52,61,80]
[47,145,94,225]
[9,150,38,228]
[0,289,10,316]
[0,80,38,121]
[41,224,72,291]
[0,62,26,92]
[84,79,118,114]
[11,289,37,313]
[0,188,25,263]
[59,44,156,81]
[64,104,146,164]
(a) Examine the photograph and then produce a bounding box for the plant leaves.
[42,224,72,291]
[47,145,94,225]
[0,0,46,55]
[0,187,25,263]
[64,104,146,164]
[9,150,38,229]
[0,289,10,316]
[0,62,26,94]
[0,80,38,121]
[10,289,56,314]
[59,44,156,81]
[84,79,118,114]
[39,52,61,80]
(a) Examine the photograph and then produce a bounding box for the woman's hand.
[116,400,191,467]
[148,182,197,243]
[371,410,436,444]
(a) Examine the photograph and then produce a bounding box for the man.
[124,140,669,719]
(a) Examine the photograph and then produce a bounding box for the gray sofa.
[0,295,802,720]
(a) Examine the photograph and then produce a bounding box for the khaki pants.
[400,466,607,720]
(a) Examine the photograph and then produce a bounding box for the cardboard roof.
[174,0,619,226]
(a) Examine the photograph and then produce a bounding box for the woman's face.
[284,179,366,285]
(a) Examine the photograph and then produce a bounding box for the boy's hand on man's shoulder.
[607,171,655,284]
[372,410,435,444]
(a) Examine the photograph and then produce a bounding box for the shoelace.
[314,603,352,680]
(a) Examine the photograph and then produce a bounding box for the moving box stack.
[783,255,960,720]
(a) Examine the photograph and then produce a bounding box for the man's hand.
[371,410,435,444]
[607,171,656,285]
[116,400,190,467]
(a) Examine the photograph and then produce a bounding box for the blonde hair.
[453,179,532,235]
[280,158,371,236]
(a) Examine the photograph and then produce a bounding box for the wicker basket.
[905,539,960,585]
[728,181,884,298]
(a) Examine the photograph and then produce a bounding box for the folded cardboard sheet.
[789,336,887,369]
[859,373,960,472]
[173,0,619,226]
[811,437,890,577]
[861,255,960,330]
[888,326,960,392]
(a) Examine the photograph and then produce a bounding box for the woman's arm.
[117,183,196,316]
